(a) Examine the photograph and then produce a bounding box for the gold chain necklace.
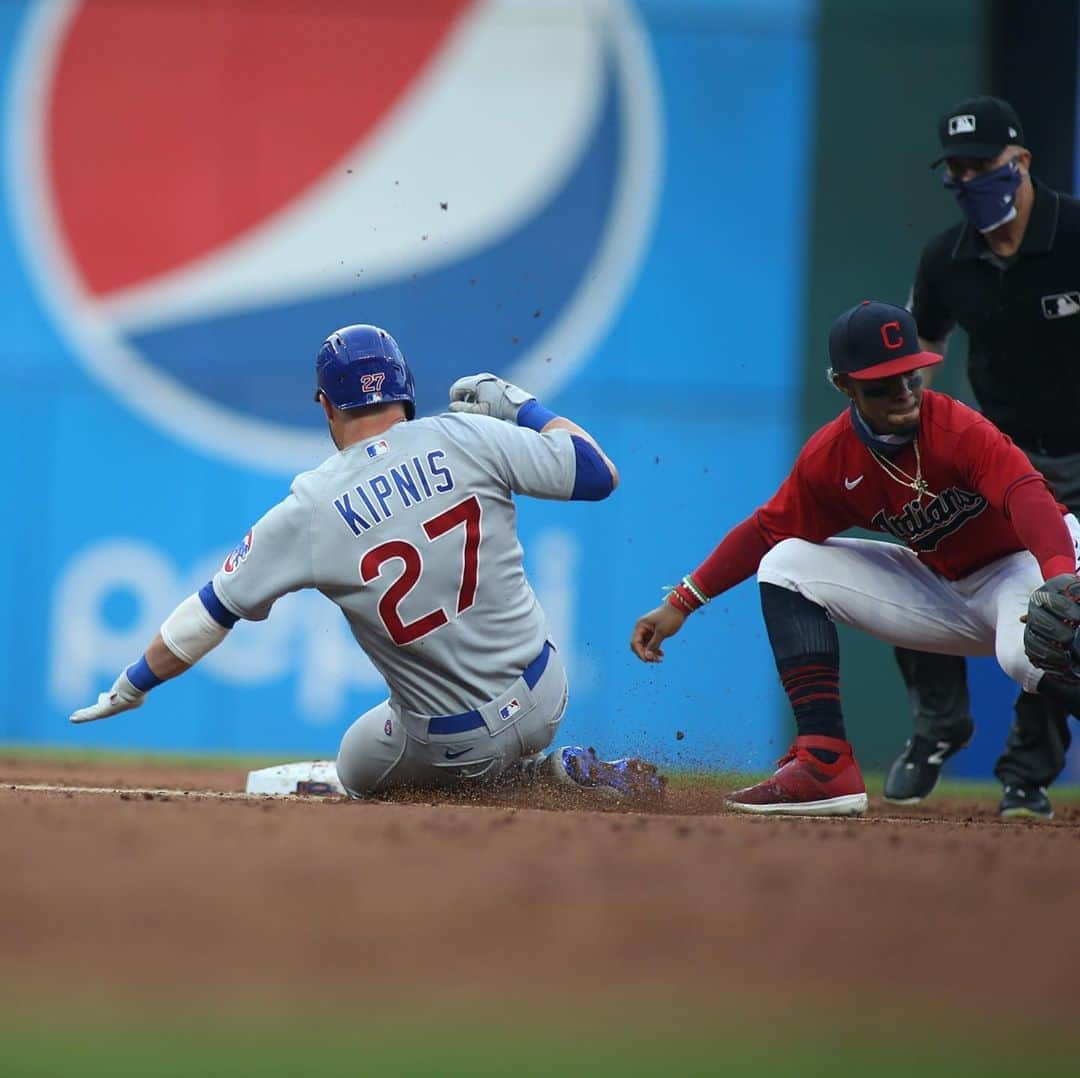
[868,437,935,500]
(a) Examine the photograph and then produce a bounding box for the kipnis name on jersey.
[332,450,455,537]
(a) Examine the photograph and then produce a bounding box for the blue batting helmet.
[314,324,416,419]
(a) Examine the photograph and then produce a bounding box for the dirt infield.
[3,754,1080,1022]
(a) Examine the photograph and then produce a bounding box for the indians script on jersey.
[870,487,987,550]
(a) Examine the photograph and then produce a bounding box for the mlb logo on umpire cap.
[827,301,944,381]
[931,95,1025,167]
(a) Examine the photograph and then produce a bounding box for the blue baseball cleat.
[549,746,666,801]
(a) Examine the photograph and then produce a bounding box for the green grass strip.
[0,1010,1074,1077]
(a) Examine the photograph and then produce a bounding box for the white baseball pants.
[757,515,1080,695]
[335,643,568,796]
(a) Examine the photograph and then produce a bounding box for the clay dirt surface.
[3,754,1080,1022]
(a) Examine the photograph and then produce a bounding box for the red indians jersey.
[756,390,1065,580]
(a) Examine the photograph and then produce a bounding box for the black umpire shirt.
[912,178,1080,456]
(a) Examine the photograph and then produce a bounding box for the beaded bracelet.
[664,574,710,614]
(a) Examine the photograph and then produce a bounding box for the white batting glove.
[70,670,146,724]
[448,373,535,424]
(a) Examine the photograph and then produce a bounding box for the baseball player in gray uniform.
[70,325,663,801]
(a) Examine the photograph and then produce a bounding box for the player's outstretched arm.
[69,587,233,723]
[630,603,688,663]
[69,633,190,723]
[448,371,618,490]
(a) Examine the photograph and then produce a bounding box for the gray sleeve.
[456,415,578,500]
[211,485,315,622]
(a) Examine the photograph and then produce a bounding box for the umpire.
[884,95,1080,820]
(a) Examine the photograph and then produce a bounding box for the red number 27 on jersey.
[360,495,482,646]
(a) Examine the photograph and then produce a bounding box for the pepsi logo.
[12,0,660,474]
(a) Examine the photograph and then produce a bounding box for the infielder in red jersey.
[630,300,1080,816]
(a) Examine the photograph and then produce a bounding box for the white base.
[726,792,868,817]
[245,760,347,797]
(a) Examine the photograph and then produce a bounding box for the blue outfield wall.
[0,0,816,766]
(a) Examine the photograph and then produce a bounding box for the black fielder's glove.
[1024,573,1080,679]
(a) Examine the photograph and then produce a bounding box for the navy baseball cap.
[930,95,1025,168]
[828,301,944,381]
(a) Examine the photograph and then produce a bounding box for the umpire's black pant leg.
[994,691,1071,789]
[893,646,973,742]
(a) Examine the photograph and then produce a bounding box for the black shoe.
[999,784,1054,820]
[883,730,971,804]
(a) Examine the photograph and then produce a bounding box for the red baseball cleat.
[725,735,868,816]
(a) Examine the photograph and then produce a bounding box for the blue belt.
[427,642,552,735]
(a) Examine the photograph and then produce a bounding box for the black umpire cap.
[828,301,944,380]
[930,95,1025,168]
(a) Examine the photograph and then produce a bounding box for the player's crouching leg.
[995,620,1047,697]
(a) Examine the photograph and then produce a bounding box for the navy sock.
[760,583,846,760]
[777,660,843,760]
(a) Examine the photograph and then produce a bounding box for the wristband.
[516,400,556,432]
[665,575,710,615]
[126,655,162,692]
[666,589,695,614]
[681,575,710,606]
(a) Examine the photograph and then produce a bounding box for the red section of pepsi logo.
[47,0,471,296]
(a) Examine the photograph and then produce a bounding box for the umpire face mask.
[943,156,1021,233]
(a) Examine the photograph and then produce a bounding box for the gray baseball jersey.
[212,413,578,716]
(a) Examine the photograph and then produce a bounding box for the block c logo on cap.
[948,114,977,135]
[880,321,905,350]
